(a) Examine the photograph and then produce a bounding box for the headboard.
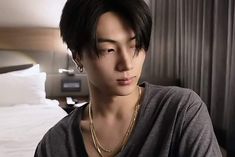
[0,64,33,73]
[0,50,89,97]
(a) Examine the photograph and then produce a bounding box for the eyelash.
[98,49,115,54]
[99,46,137,55]
[107,49,115,53]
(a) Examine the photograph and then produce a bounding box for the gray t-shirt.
[34,82,222,157]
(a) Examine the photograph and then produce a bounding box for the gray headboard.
[0,64,33,73]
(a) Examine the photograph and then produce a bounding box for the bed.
[0,64,67,157]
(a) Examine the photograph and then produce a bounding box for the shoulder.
[138,82,222,156]
[34,106,89,156]
[142,82,212,131]
[140,81,203,111]
[138,81,208,128]
[38,106,84,144]
[143,81,199,98]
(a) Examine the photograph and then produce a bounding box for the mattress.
[0,99,67,157]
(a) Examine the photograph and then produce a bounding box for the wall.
[0,27,66,52]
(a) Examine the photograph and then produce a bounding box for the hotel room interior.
[0,0,234,157]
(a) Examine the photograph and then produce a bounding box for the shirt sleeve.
[34,141,48,157]
[178,91,222,157]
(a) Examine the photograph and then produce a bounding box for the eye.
[107,49,115,53]
[98,48,116,56]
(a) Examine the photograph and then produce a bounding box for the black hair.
[60,0,152,58]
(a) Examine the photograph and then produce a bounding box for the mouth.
[117,76,136,86]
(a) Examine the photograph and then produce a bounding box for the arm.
[34,138,50,157]
[178,93,222,157]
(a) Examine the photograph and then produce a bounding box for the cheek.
[134,52,146,70]
[84,61,116,90]
[84,59,114,80]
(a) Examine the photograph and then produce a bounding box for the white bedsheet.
[0,99,67,157]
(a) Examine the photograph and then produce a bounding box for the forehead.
[96,12,135,42]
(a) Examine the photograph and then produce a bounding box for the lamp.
[58,68,75,75]
[58,49,77,76]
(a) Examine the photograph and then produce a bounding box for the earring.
[77,65,84,73]
[74,59,84,73]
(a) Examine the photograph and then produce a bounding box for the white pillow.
[0,72,47,106]
[6,64,40,75]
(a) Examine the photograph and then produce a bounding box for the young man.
[34,0,222,156]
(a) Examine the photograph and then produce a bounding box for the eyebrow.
[97,36,136,44]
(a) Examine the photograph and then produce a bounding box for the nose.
[116,47,134,71]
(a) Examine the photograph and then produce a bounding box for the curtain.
[211,0,235,156]
[147,0,235,156]
[143,0,177,85]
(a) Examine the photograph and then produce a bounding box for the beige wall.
[0,27,67,52]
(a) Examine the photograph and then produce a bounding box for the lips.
[117,76,135,85]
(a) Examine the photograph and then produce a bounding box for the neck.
[88,84,141,119]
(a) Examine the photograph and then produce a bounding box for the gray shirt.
[35,82,222,157]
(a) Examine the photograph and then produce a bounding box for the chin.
[114,84,138,96]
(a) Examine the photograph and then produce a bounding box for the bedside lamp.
[58,68,75,76]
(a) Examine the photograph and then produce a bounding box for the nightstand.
[54,96,89,114]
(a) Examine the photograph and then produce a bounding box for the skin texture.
[77,12,146,157]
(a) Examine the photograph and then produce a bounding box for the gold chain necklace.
[88,87,141,157]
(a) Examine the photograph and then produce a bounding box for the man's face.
[79,12,146,96]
